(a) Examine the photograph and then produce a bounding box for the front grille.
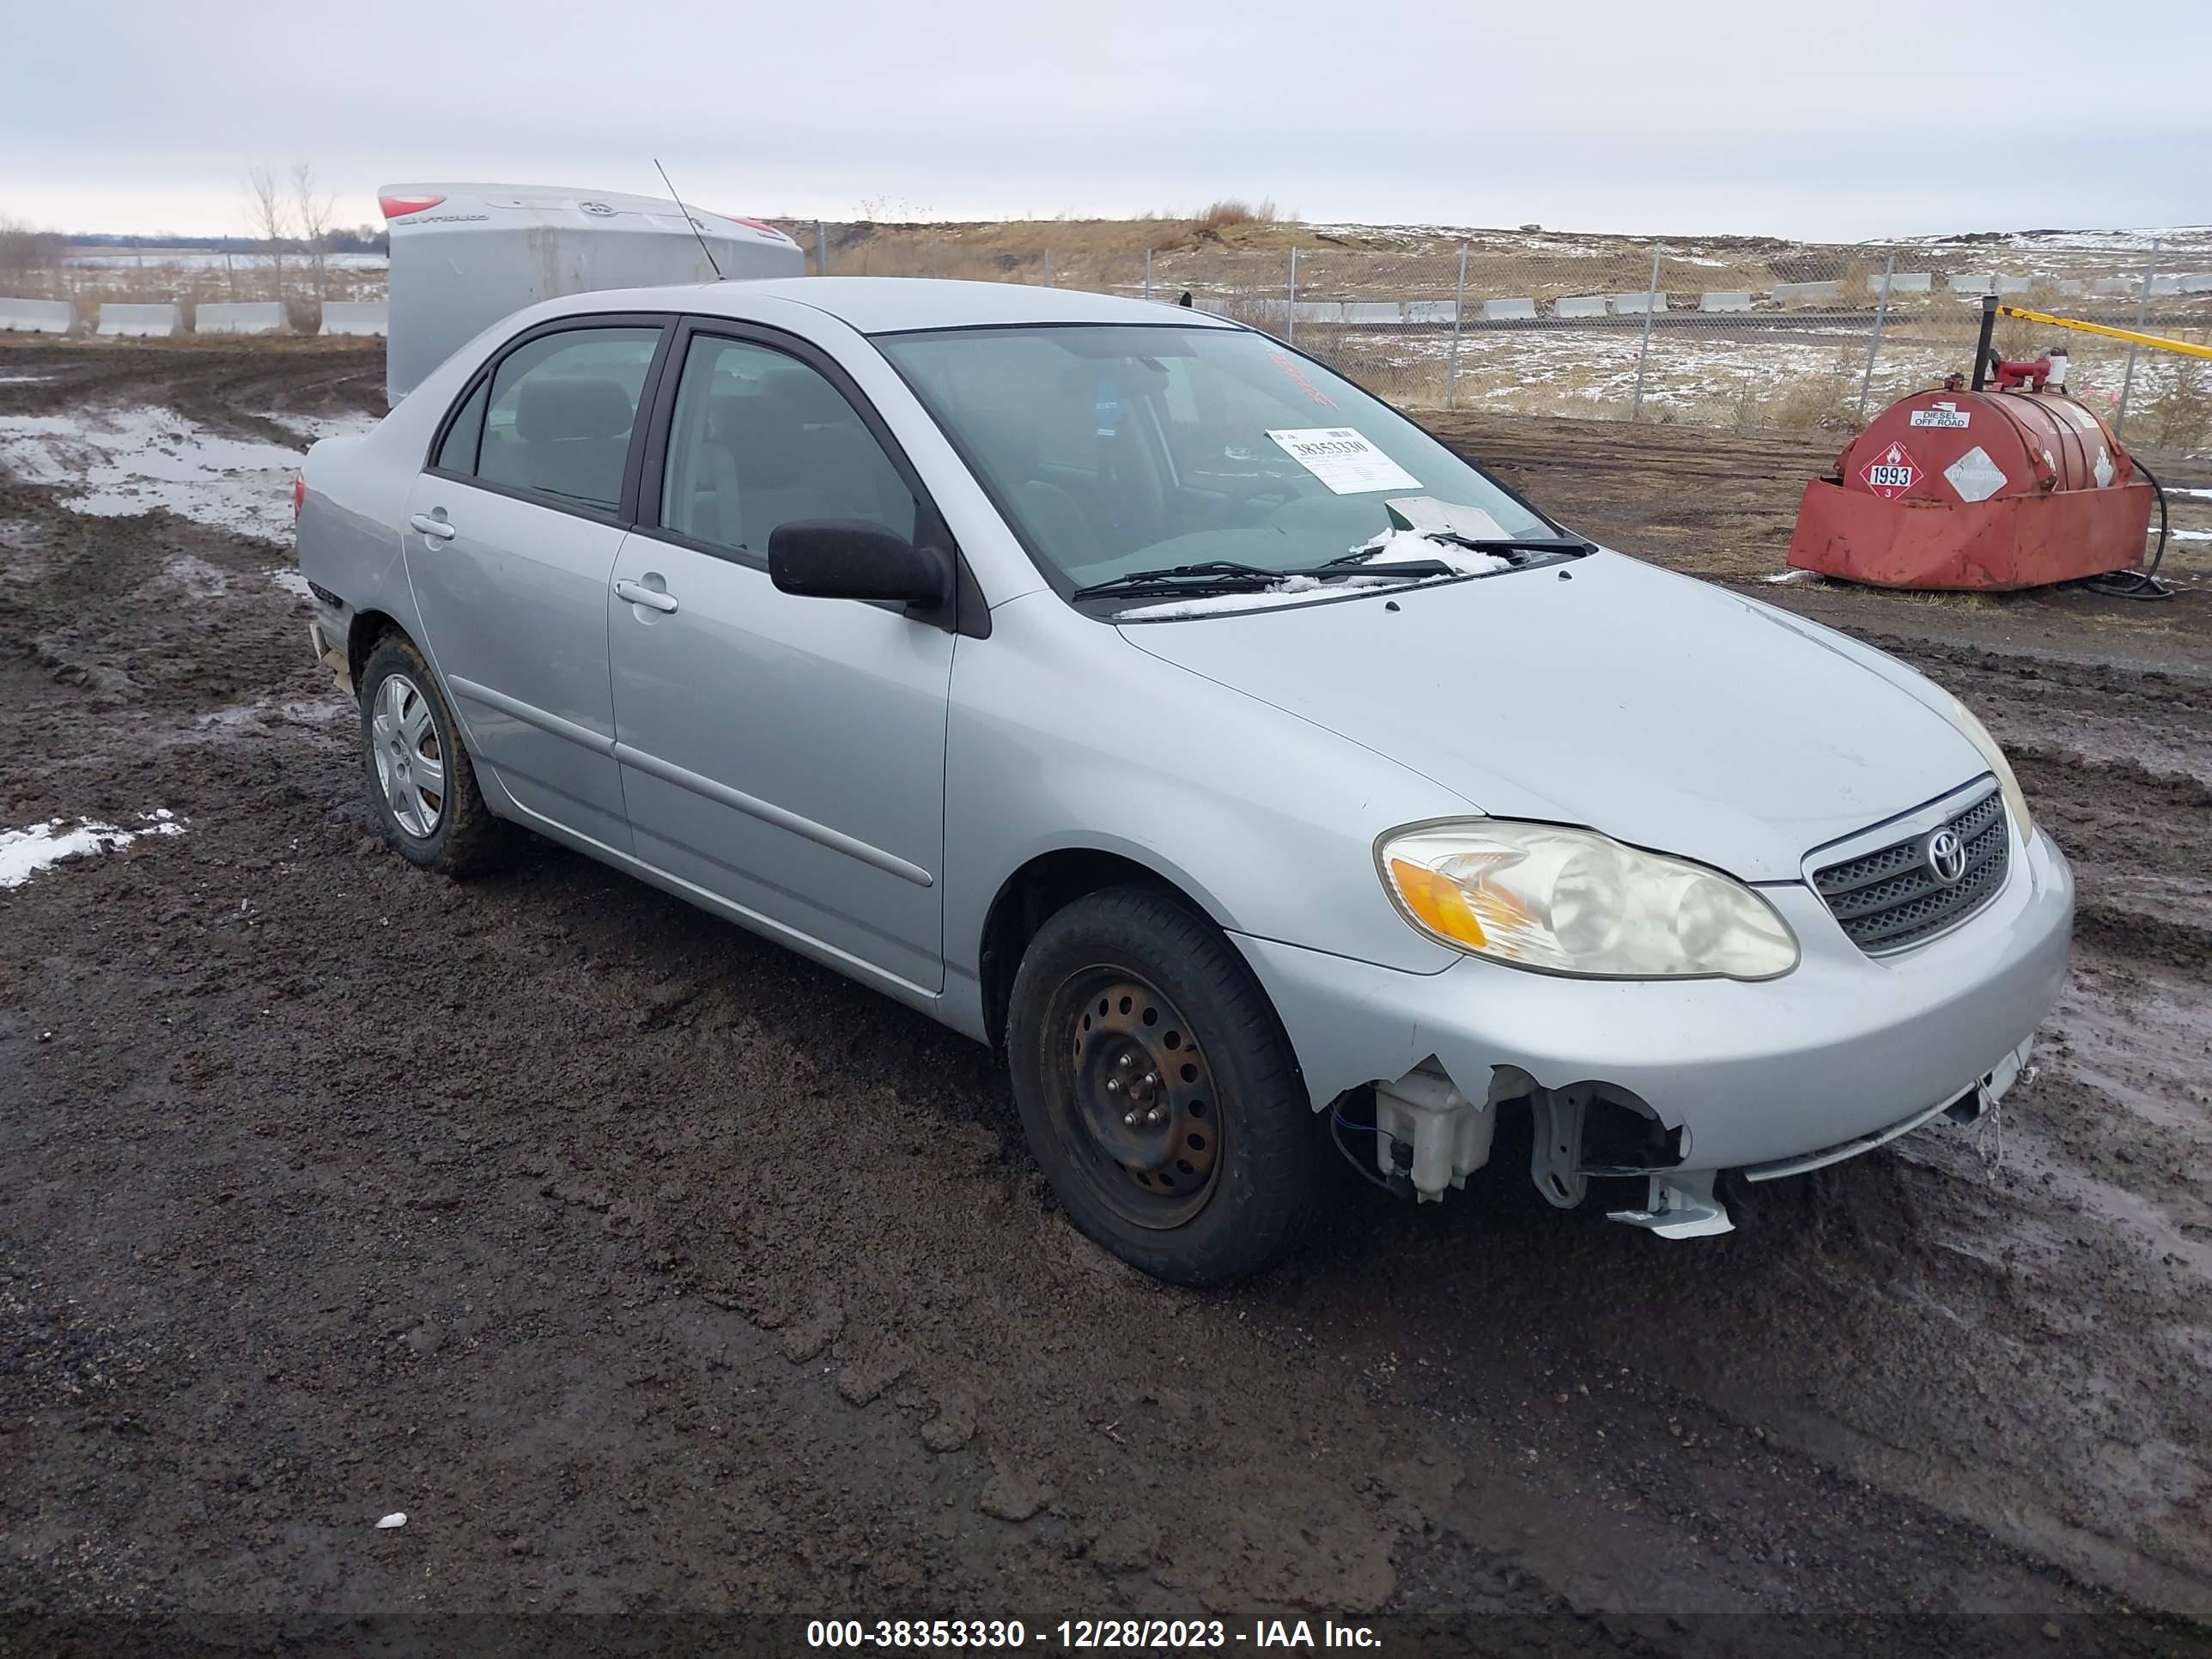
[1812,788,2009,955]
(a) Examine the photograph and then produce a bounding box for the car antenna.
[654,158,724,281]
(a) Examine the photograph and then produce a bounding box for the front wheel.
[1006,885,1333,1285]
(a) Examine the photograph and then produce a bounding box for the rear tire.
[357,635,517,877]
[1006,884,1333,1285]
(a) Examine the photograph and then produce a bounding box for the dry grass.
[1193,198,1279,229]
[2141,352,2212,449]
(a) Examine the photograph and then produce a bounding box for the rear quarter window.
[435,379,488,473]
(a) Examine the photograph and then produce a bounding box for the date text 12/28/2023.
[805,1618,1384,1649]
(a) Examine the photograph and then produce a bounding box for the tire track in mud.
[0,338,385,447]
[2,349,2209,1650]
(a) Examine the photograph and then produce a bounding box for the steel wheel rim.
[370,672,446,839]
[1046,966,1224,1231]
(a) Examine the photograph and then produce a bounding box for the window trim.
[422,313,679,527]
[629,315,982,637]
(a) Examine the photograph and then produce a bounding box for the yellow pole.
[1996,304,2212,362]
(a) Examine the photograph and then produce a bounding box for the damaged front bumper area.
[1237,830,2071,1237]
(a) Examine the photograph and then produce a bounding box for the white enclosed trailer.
[377,183,804,404]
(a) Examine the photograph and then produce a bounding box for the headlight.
[1377,820,1799,980]
[1947,697,2034,845]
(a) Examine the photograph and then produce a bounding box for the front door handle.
[615,578,680,614]
[409,513,457,542]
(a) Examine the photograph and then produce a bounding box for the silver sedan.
[296,278,2070,1282]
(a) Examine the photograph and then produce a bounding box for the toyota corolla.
[295,278,2070,1283]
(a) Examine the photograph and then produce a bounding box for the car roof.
[538,276,1243,337]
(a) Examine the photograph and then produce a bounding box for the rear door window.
[453,327,661,514]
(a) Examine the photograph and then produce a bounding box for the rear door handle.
[409,513,457,542]
[614,578,680,614]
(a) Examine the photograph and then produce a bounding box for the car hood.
[1115,551,1987,883]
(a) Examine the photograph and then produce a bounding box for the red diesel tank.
[1786,386,2154,590]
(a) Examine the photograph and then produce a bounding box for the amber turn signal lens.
[1388,858,1488,948]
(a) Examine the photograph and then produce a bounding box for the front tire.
[357,635,516,876]
[1006,885,1333,1285]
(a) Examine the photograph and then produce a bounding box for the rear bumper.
[1236,827,2072,1176]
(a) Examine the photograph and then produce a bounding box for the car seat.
[504,376,636,509]
[727,368,911,551]
[963,404,1103,571]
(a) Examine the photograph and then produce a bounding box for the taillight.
[292,473,306,520]
[379,192,446,219]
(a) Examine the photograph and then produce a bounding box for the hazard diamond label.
[1860,440,1921,499]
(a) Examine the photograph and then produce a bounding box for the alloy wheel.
[370,672,447,839]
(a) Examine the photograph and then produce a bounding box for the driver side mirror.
[768,520,949,610]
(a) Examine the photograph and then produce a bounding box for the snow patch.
[0,811,185,888]
[1349,526,1510,575]
[0,405,310,541]
[1116,574,1329,620]
[262,410,380,447]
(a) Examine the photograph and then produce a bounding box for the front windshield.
[874,324,1554,591]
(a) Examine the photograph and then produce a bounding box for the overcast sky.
[3,0,2207,241]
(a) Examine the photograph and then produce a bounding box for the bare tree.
[242,165,292,301]
[291,161,336,299]
[0,215,69,302]
[0,215,67,271]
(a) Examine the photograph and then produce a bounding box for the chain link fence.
[9,221,2205,446]
[794,222,2212,445]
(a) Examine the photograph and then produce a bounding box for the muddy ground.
[2,338,2209,1656]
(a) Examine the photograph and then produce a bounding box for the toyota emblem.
[1924,828,1968,886]
[579,200,616,216]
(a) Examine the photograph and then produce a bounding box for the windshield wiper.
[1073,561,1285,599]
[1073,557,1456,601]
[1319,534,1595,568]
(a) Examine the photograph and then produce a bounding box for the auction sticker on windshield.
[1266,428,1422,495]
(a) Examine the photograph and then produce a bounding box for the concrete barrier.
[319,301,389,337]
[1993,275,2032,295]
[1291,301,1344,325]
[1404,301,1460,323]
[1608,291,1666,314]
[1698,291,1754,313]
[1480,297,1535,321]
[1340,301,1401,325]
[194,301,288,336]
[2090,277,2135,297]
[1554,295,1607,318]
[96,303,185,337]
[0,297,76,333]
[1866,271,1933,294]
[1945,273,1994,293]
[2182,273,2212,295]
[1771,281,1841,304]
